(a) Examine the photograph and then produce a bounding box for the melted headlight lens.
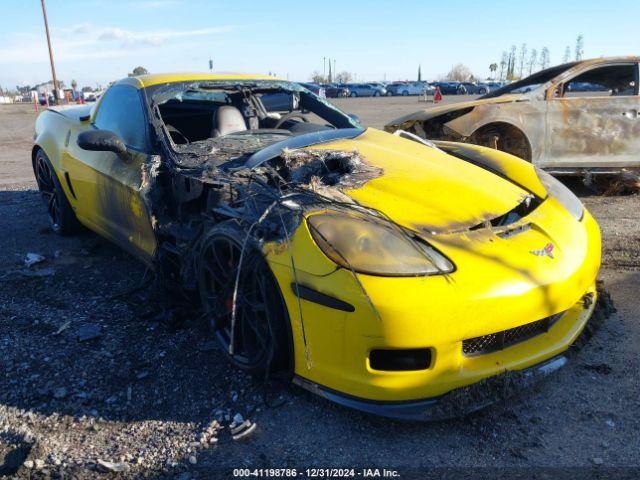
[307,212,454,276]
[536,168,584,221]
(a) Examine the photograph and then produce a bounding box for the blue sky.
[1,0,639,89]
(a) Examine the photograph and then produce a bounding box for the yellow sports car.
[32,73,601,420]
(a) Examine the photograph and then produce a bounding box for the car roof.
[116,72,281,89]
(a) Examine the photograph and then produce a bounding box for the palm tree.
[489,63,498,80]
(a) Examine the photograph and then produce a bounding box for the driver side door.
[62,84,158,263]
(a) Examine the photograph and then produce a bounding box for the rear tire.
[350,92,357,97]
[197,222,291,375]
[33,149,81,235]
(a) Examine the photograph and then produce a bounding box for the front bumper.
[294,354,568,421]
[267,194,601,409]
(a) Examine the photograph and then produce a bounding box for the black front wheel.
[198,222,291,374]
[34,149,80,235]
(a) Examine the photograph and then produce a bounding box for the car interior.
[154,82,357,145]
[561,64,638,97]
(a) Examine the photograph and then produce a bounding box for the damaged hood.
[384,94,526,130]
[307,128,530,234]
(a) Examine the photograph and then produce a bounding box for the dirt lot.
[1,98,639,479]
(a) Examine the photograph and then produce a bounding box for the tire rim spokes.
[35,157,60,227]
[201,237,273,368]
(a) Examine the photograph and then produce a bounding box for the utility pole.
[40,0,60,104]
[323,57,326,81]
[209,58,213,72]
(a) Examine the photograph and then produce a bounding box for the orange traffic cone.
[433,86,443,103]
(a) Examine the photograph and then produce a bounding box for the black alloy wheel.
[35,153,61,230]
[198,223,290,374]
[34,150,79,234]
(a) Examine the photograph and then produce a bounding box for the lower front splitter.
[293,355,568,421]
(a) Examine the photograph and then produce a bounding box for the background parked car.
[386,57,640,171]
[431,81,461,95]
[482,81,504,92]
[565,81,609,92]
[456,82,488,95]
[321,83,350,97]
[299,83,326,98]
[346,83,385,97]
[386,81,428,96]
[368,82,388,95]
[348,83,387,97]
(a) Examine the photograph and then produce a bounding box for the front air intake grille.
[369,348,432,371]
[462,312,564,357]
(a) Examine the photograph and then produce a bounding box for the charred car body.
[33,73,601,420]
[386,57,640,176]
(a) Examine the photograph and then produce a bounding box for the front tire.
[402,90,409,96]
[197,222,291,374]
[349,92,357,97]
[33,149,80,235]
[469,124,532,161]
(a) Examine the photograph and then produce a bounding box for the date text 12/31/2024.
[233,468,400,478]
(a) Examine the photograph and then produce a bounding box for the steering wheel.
[275,112,309,129]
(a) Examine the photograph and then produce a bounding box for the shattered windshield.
[480,62,580,99]
[147,80,362,168]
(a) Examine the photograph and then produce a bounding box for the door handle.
[622,109,638,119]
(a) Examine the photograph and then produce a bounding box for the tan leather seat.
[212,106,247,137]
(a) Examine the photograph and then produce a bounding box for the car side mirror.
[77,129,127,157]
[348,113,360,123]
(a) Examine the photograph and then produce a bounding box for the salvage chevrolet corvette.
[32,73,601,420]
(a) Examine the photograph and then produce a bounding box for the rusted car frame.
[385,57,640,176]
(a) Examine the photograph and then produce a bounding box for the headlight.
[307,212,454,276]
[535,168,584,221]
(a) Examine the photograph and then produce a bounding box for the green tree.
[489,63,498,80]
[310,71,326,83]
[518,43,527,78]
[528,49,538,76]
[499,51,508,81]
[575,34,584,60]
[447,64,474,82]
[128,66,149,77]
[539,47,550,70]
[335,71,353,83]
[507,45,517,80]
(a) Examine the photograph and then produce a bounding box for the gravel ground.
[1,100,639,479]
